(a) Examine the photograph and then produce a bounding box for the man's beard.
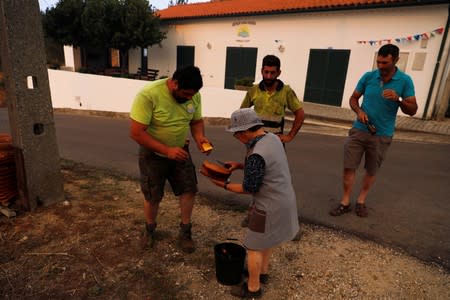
[173,95,189,103]
[263,79,276,87]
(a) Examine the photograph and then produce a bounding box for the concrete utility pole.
[0,0,64,210]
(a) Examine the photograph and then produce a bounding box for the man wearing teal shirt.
[130,66,211,253]
[330,44,418,218]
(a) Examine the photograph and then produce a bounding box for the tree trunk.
[120,49,128,73]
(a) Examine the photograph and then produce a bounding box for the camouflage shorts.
[138,146,198,203]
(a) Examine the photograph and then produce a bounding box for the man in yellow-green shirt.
[240,55,305,144]
[130,66,211,253]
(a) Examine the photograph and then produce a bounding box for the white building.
[130,0,449,120]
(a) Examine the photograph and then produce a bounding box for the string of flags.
[357,27,444,46]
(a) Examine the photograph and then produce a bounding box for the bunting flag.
[357,27,444,45]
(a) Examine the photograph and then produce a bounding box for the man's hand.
[349,90,368,123]
[382,89,399,102]
[277,134,294,143]
[166,147,189,162]
[357,110,369,124]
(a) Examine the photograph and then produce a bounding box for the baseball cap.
[226,108,264,133]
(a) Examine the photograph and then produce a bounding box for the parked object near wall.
[0,134,17,208]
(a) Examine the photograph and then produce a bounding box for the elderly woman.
[208,108,299,298]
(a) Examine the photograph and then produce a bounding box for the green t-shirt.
[130,78,202,148]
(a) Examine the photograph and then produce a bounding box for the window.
[373,52,409,72]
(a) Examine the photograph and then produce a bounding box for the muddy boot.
[178,223,196,253]
[141,223,157,250]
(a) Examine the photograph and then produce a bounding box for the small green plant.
[235,77,254,87]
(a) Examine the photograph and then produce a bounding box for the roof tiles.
[157,0,432,20]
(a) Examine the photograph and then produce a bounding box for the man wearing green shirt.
[240,55,305,143]
[130,66,211,253]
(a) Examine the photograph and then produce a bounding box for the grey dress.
[243,133,299,250]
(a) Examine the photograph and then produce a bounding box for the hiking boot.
[141,223,157,249]
[178,223,196,253]
[355,203,368,218]
[329,204,351,216]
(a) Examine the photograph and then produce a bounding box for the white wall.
[48,70,245,118]
[148,4,448,117]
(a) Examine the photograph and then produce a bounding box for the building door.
[224,47,258,89]
[177,46,195,69]
[304,49,350,106]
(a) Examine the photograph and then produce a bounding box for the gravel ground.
[0,161,449,299]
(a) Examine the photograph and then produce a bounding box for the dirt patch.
[1,160,449,299]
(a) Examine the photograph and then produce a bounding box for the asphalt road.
[1,109,449,270]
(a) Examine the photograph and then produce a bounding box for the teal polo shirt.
[353,68,415,137]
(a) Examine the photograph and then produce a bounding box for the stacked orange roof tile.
[157,0,438,20]
[0,134,17,206]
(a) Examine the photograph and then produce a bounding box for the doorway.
[304,49,350,106]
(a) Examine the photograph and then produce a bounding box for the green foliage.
[43,0,166,56]
[42,0,86,48]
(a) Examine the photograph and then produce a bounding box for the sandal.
[329,203,351,216]
[230,282,262,299]
[355,203,368,218]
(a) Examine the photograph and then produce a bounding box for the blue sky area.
[38,0,205,11]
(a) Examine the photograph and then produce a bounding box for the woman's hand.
[223,161,243,171]
[209,178,227,188]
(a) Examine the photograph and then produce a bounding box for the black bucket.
[214,242,246,285]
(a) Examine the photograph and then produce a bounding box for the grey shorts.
[138,146,198,203]
[344,128,392,176]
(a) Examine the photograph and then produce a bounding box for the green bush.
[235,77,254,86]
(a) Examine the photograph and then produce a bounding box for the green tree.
[43,0,165,70]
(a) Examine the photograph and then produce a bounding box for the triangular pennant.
[435,27,444,34]
[357,27,443,45]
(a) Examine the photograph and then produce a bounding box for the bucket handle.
[223,238,245,248]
